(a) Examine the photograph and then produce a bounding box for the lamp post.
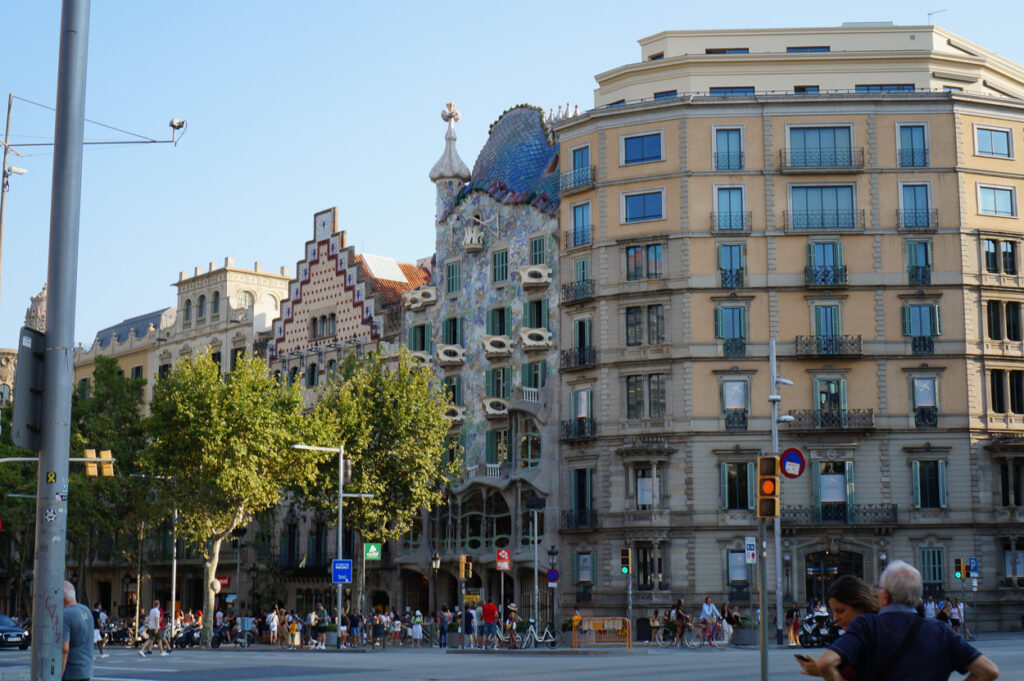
[547,545,558,628]
[430,551,441,620]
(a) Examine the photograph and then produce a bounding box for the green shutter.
[844,461,855,523]
[407,327,415,348]
[912,461,921,508]
[521,364,530,387]
[840,378,848,412]
[504,307,511,336]
[540,361,547,387]
[541,299,549,329]
[503,367,511,399]
[719,463,729,510]
[746,461,756,510]
[807,242,815,267]
[486,370,495,397]
[739,308,747,338]
[812,464,822,521]
[901,306,911,336]
[458,317,464,346]
[938,460,947,509]
[425,323,432,353]
[486,431,496,464]
[715,309,724,338]
[486,309,495,335]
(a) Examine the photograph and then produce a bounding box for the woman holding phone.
[797,575,879,679]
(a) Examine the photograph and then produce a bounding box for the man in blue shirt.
[62,581,94,681]
[816,560,998,681]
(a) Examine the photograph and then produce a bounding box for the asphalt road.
[2,636,1024,681]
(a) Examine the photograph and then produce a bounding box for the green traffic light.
[621,566,629,574]
[955,571,962,579]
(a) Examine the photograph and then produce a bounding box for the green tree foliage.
[308,346,456,541]
[142,351,325,645]
[68,355,152,608]
[0,403,38,620]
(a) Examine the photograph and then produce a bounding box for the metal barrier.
[572,617,631,650]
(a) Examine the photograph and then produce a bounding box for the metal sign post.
[759,518,769,681]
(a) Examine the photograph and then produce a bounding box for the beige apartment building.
[553,23,1024,629]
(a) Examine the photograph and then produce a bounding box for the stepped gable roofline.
[441,104,560,221]
[93,308,171,349]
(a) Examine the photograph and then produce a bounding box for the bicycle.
[494,622,521,649]
[520,619,562,649]
[687,618,730,649]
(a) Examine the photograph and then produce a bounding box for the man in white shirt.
[139,600,170,657]
[267,608,279,645]
[923,594,938,618]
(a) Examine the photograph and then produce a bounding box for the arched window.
[460,490,484,552]
[327,359,337,379]
[238,291,254,309]
[197,295,206,319]
[184,299,192,322]
[212,291,221,315]
[430,499,455,553]
[485,491,511,549]
[519,486,544,548]
[288,367,299,386]
[402,515,423,551]
[306,363,318,387]
[520,418,541,469]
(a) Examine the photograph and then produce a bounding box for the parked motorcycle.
[172,625,201,648]
[798,612,838,648]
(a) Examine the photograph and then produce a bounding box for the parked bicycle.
[520,619,562,649]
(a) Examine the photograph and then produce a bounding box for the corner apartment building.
[552,23,1024,629]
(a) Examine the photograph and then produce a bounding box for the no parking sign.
[780,448,806,479]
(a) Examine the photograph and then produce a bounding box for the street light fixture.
[431,551,441,617]
[547,545,558,627]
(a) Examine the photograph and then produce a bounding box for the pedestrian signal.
[620,547,631,575]
[757,455,780,518]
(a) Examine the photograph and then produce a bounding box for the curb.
[446,647,649,655]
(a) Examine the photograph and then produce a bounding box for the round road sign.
[780,447,806,479]
[546,568,559,582]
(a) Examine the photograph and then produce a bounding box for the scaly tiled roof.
[443,105,560,220]
[94,308,170,348]
[354,256,431,306]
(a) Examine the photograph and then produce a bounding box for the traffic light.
[954,557,963,580]
[620,547,631,575]
[464,555,473,579]
[99,450,114,477]
[84,449,98,477]
[757,455,780,518]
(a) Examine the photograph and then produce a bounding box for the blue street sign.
[546,568,559,583]
[968,556,979,577]
[332,559,353,584]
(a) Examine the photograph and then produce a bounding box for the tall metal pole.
[532,510,538,623]
[759,519,768,681]
[169,508,177,639]
[32,2,90,679]
[770,339,784,645]
[236,531,242,646]
[0,93,13,309]
[342,444,350,651]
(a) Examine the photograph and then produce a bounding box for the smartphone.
[795,654,812,662]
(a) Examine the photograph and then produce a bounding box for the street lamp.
[431,551,441,617]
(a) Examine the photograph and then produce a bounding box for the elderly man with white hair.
[62,581,94,681]
[813,560,998,681]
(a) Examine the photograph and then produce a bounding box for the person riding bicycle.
[673,598,692,646]
[699,597,722,625]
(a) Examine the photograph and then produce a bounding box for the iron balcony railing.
[563,227,592,248]
[724,409,748,431]
[915,406,939,429]
[898,209,938,230]
[781,503,898,525]
[723,337,746,357]
[712,211,751,231]
[729,584,752,603]
[805,265,848,286]
[786,210,864,230]
[780,147,865,169]
[794,335,863,357]
[576,583,593,603]
[561,417,596,441]
[898,148,929,168]
[908,266,931,286]
[560,346,596,370]
[562,279,595,302]
[720,268,744,288]
[714,151,745,171]
[561,509,599,530]
[560,166,597,193]
[911,336,935,355]
[786,409,875,430]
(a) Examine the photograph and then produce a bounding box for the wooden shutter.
[714,308,724,338]
[912,460,921,508]
[901,306,911,336]
[719,463,729,510]
[938,460,947,509]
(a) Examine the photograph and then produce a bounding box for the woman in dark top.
[786,602,801,645]
[797,575,879,680]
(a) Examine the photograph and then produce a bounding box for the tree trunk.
[201,536,223,647]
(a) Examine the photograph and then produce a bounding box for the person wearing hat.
[411,610,424,648]
[505,603,520,649]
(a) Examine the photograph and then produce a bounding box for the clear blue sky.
[1,1,1021,349]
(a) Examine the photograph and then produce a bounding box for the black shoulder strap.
[877,615,923,680]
